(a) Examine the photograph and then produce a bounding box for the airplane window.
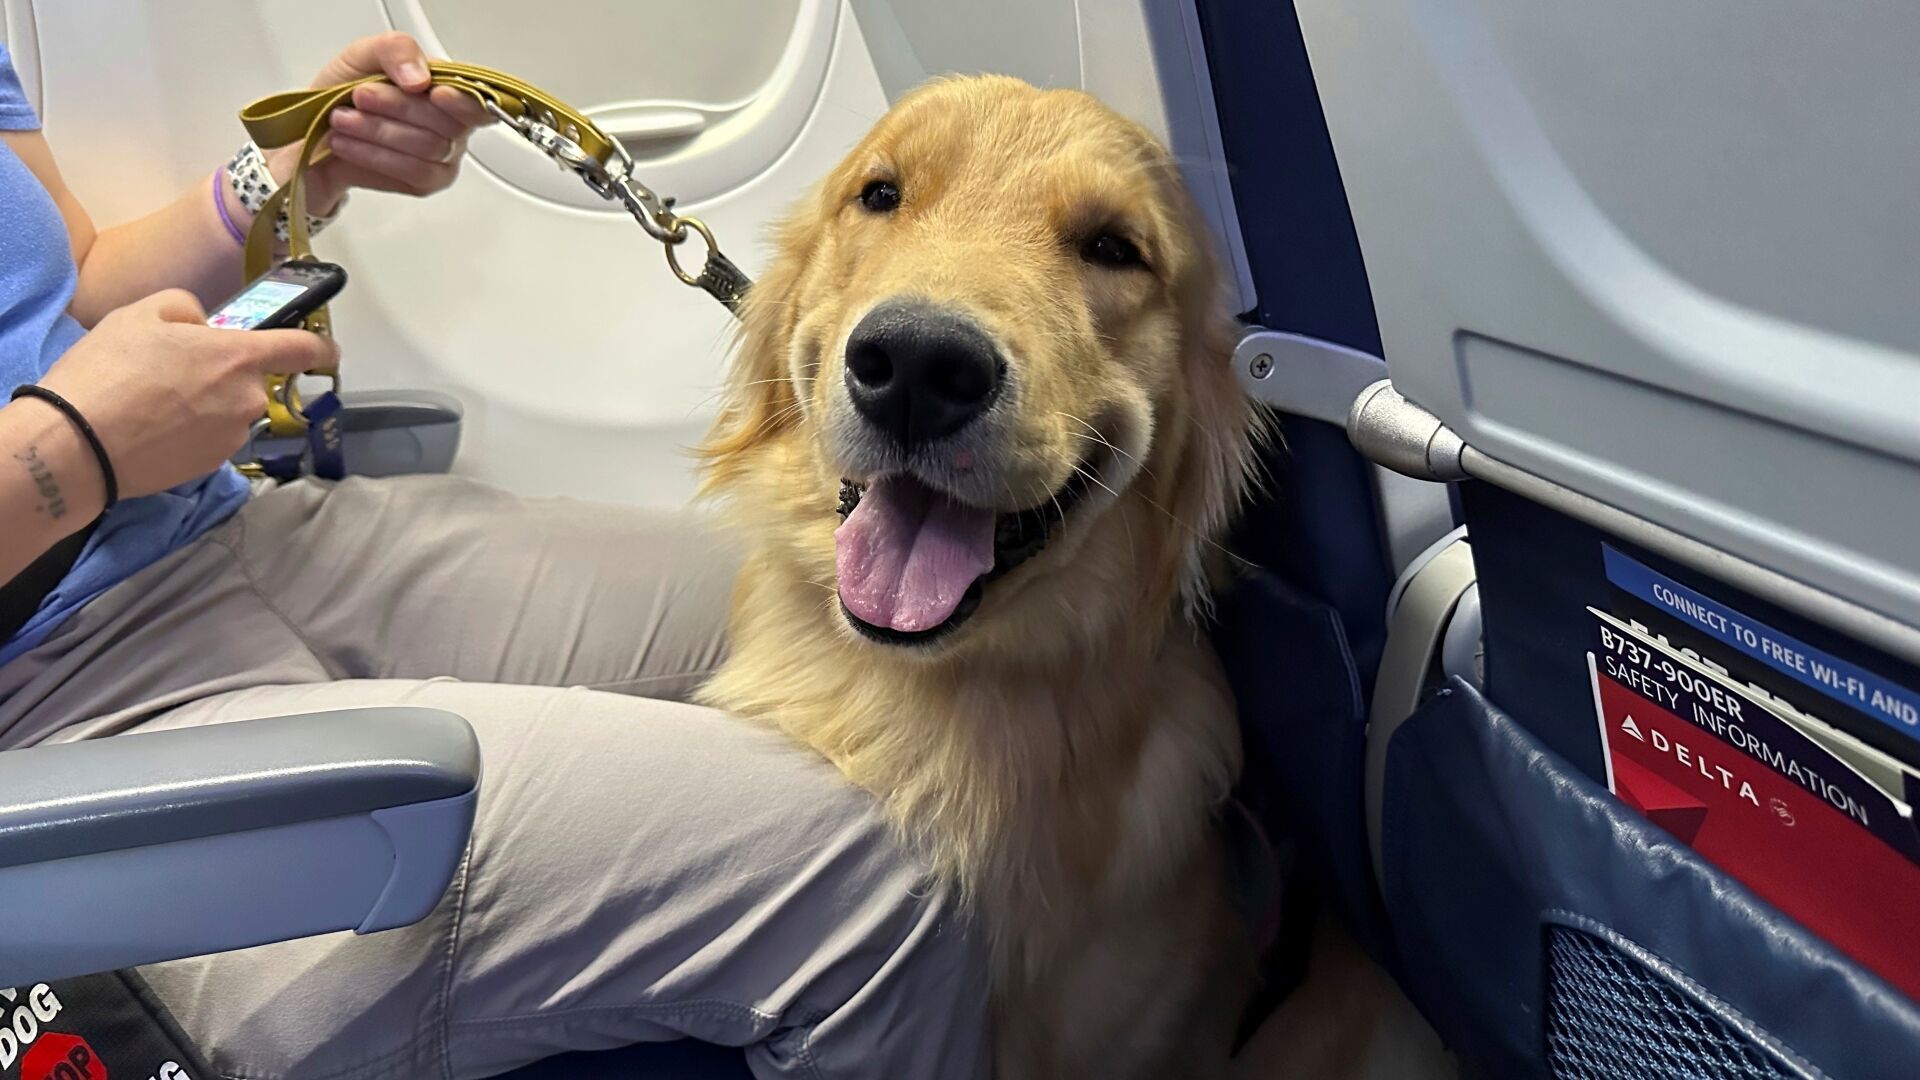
[417,0,802,114]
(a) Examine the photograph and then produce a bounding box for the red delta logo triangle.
[1613,714,1710,845]
[21,1031,105,1080]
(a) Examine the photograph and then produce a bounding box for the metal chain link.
[481,97,750,311]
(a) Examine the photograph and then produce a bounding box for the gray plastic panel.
[1292,0,1920,630]
[235,389,464,477]
[0,790,475,985]
[0,708,478,868]
[360,794,477,933]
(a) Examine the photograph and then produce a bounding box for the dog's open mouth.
[833,468,1094,645]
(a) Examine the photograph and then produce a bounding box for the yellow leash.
[236,62,750,446]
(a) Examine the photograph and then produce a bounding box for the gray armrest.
[232,389,463,476]
[0,708,479,985]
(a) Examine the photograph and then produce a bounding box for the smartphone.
[206,259,348,331]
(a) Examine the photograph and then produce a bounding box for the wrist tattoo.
[14,445,68,521]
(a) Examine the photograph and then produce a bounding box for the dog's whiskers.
[717,398,809,448]
[1053,412,1257,573]
[1068,460,1135,565]
[1141,488,1259,571]
[1055,411,1153,478]
[685,377,800,418]
[1066,459,1118,503]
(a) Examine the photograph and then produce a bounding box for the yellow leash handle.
[236,62,750,440]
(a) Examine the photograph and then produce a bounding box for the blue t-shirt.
[0,44,250,667]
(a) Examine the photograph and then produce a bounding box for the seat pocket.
[1379,678,1920,1080]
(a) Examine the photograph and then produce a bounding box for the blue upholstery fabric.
[1381,678,1920,1079]
[1192,0,1400,982]
[1191,0,1397,684]
[1213,572,1382,966]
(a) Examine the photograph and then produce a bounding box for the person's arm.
[0,291,339,583]
[16,33,489,327]
[0,391,107,585]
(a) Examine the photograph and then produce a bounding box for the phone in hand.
[206,259,348,331]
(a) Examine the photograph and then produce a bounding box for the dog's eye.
[859,180,901,213]
[1081,232,1144,269]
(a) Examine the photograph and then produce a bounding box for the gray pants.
[0,476,988,1080]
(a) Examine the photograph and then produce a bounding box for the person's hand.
[270,32,493,214]
[36,290,338,501]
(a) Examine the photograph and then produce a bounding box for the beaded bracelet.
[226,140,344,244]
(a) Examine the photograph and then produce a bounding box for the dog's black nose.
[845,301,1003,451]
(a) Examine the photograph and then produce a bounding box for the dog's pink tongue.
[836,476,996,632]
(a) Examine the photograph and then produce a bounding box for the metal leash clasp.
[274,370,342,421]
[482,93,750,313]
[599,140,683,245]
[593,143,750,311]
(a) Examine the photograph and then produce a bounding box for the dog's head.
[702,76,1261,656]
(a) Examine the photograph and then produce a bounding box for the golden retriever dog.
[696,75,1264,1078]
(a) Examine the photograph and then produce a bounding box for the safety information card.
[1588,547,1920,1000]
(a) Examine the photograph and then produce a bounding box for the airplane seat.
[1365,484,1920,1080]
[1275,0,1920,1075]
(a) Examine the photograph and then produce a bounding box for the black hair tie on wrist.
[10,384,119,511]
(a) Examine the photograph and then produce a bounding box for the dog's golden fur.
[696,76,1264,1077]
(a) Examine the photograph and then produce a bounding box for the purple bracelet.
[211,168,247,246]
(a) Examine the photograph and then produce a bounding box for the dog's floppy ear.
[1152,218,1268,622]
[696,202,821,491]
